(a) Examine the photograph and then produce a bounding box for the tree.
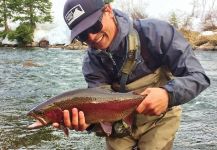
[13,0,52,29]
[169,12,179,29]
[0,17,3,28]
[8,23,34,46]
[114,0,148,19]
[200,0,217,31]
[0,0,14,32]
[5,0,53,46]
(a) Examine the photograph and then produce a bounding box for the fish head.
[27,104,63,126]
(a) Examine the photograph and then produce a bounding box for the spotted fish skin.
[27,87,145,128]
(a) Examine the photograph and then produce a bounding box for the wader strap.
[133,20,156,69]
[119,27,140,92]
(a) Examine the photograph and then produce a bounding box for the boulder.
[39,39,49,48]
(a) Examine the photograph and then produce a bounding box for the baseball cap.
[63,0,105,40]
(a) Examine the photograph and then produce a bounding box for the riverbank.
[0,31,217,51]
[180,29,217,51]
[1,42,216,51]
[0,39,88,50]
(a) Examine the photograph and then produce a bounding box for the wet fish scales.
[28,87,144,128]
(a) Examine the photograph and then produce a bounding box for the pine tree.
[6,0,53,46]
[0,0,13,32]
[169,12,179,29]
[13,0,52,29]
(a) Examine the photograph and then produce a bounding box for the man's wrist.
[160,87,174,108]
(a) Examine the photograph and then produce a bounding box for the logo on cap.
[65,4,85,26]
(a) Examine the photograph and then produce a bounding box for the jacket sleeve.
[140,19,210,107]
[82,50,111,88]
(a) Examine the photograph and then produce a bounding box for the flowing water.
[0,48,216,149]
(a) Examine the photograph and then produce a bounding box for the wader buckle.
[128,51,136,60]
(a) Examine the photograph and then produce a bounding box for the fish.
[27,87,145,136]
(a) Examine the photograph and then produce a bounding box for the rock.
[22,59,42,67]
[32,42,39,47]
[39,39,49,48]
[26,42,39,47]
[64,40,88,50]
[49,44,65,49]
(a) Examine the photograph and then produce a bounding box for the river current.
[0,48,216,149]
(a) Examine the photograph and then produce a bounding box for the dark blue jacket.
[82,9,210,107]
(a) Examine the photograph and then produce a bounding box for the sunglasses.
[77,15,103,42]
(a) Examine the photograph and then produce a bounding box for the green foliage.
[0,15,3,27]
[0,0,14,32]
[0,19,3,27]
[12,0,53,28]
[8,23,34,46]
[0,0,53,46]
[0,31,8,39]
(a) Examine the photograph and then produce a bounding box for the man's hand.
[52,108,89,131]
[28,108,89,132]
[136,88,169,116]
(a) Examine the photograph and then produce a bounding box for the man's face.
[77,6,117,50]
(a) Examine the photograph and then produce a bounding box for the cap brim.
[70,8,102,41]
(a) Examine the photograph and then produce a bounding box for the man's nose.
[87,33,97,41]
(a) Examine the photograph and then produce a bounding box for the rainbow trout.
[27,87,145,136]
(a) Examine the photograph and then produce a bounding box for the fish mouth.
[28,112,49,126]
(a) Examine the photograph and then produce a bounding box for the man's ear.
[103,4,114,18]
[103,4,112,13]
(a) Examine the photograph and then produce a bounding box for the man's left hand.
[136,87,169,116]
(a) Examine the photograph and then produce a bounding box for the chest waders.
[109,21,174,138]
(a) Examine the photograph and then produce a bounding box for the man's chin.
[92,45,106,50]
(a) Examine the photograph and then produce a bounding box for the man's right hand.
[52,108,90,131]
[28,108,89,132]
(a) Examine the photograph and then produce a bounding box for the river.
[0,48,216,149]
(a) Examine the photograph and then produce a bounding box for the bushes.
[0,31,8,39]
[179,28,217,48]
[205,34,217,46]
[194,36,209,46]
[8,23,34,46]
[179,28,200,47]
[192,34,217,47]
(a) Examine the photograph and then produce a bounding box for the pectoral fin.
[123,112,134,127]
[59,124,69,137]
[99,122,113,136]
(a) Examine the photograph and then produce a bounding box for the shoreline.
[1,44,216,51]
[0,41,88,50]
[0,40,216,51]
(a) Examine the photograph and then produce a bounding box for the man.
[29,0,210,149]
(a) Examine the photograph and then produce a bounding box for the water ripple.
[0,48,216,149]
